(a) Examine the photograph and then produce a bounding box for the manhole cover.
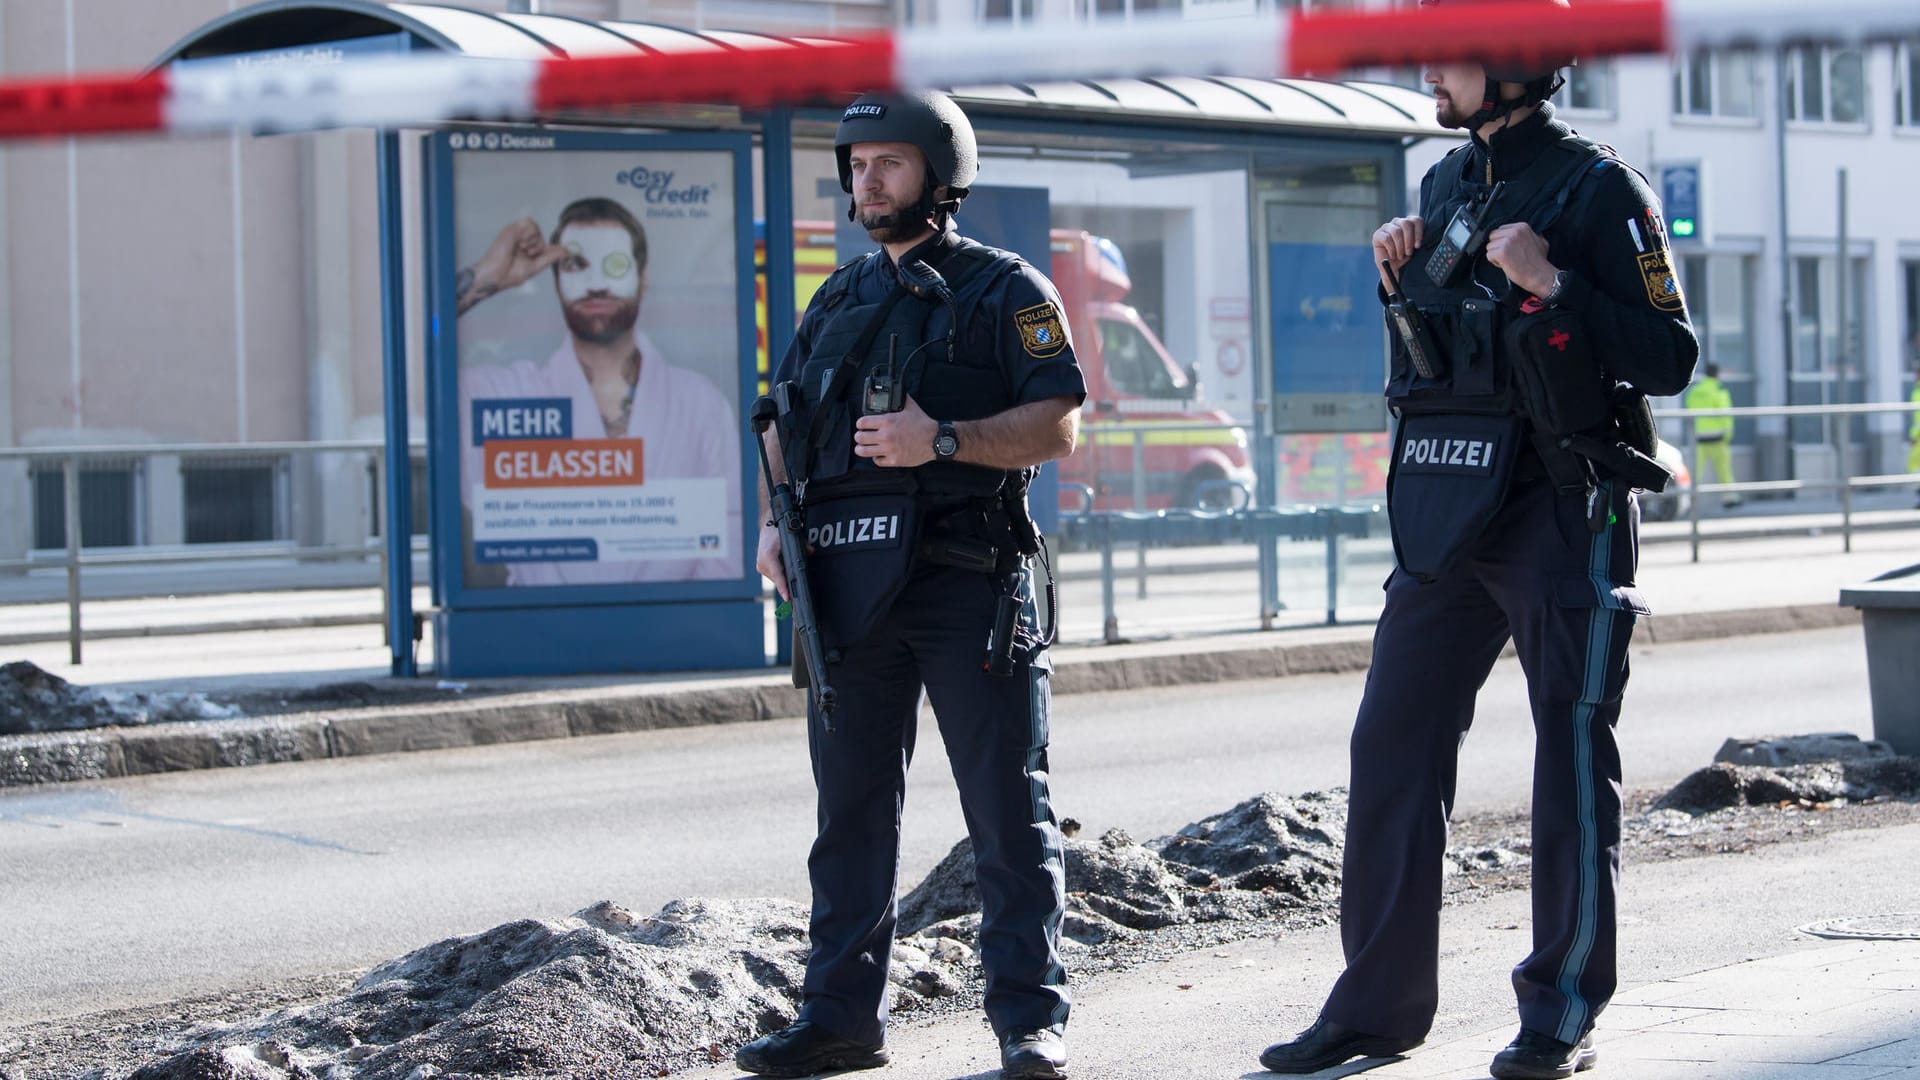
[1799,914,1920,941]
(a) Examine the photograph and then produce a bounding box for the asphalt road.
[0,625,1872,1028]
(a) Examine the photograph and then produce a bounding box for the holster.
[1563,432,1673,493]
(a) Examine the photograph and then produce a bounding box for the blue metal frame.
[758,108,797,669]
[378,136,416,677]
[423,128,761,614]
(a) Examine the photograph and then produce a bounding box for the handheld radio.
[863,334,904,415]
[1424,181,1505,288]
[1383,261,1444,380]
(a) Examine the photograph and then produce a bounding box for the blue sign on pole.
[1660,163,1702,241]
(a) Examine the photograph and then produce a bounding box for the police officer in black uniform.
[736,90,1083,1080]
[1259,3,1697,1078]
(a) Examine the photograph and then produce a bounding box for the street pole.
[1774,49,1796,484]
[1835,167,1852,550]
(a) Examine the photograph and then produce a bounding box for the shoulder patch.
[1637,250,1685,311]
[1014,302,1068,358]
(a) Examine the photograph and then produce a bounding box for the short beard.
[562,298,640,346]
[1435,96,1470,130]
[862,209,932,245]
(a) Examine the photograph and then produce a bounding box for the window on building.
[1678,253,1757,443]
[1094,0,1180,17]
[1906,262,1920,438]
[183,457,286,544]
[1906,261,1920,357]
[1562,61,1614,114]
[1672,50,1759,119]
[1898,43,1920,128]
[1785,46,1867,125]
[1789,253,1871,446]
[31,459,140,551]
[977,0,1035,22]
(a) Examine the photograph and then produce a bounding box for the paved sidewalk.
[3,530,1910,786]
[666,823,1920,1080]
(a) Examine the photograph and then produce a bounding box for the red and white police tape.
[0,0,1914,141]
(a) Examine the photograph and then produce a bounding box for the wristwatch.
[932,421,959,461]
[1541,270,1570,307]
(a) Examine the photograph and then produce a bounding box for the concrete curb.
[0,602,1859,788]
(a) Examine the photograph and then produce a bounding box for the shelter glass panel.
[965,126,1258,510]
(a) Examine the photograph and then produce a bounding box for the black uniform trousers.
[1324,476,1643,1047]
[797,562,1070,1049]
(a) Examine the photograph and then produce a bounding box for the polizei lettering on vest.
[1402,436,1495,470]
[807,514,901,550]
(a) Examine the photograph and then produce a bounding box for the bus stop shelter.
[153,0,1444,678]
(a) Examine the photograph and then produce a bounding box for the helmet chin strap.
[1464,77,1520,128]
[845,167,959,230]
[1465,72,1564,130]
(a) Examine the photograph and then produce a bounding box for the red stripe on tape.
[534,35,897,113]
[0,70,168,138]
[1285,0,1668,77]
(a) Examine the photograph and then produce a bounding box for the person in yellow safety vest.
[1684,362,1741,508]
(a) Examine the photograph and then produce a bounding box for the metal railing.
[3,401,1915,658]
[0,440,427,664]
[1654,400,1920,562]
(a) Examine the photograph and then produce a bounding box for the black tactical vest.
[783,236,1024,501]
[1386,135,1612,418]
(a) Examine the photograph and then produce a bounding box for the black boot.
[1489,1028,1597,1079]
[735,1019,889,1078]
[1000,1028,1068,1080]
[1259,1016,1421,1073]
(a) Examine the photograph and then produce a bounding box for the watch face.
[934,433,958,457]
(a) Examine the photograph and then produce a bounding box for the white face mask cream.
[556,223,641,304]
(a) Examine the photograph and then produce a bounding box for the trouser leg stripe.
[1554,480,1614,1043]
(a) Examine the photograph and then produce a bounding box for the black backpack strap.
[1526,138,1613,235]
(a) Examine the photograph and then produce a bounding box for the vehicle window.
[1099,318,1178,398]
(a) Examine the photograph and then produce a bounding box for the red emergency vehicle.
[757,224,1255,512]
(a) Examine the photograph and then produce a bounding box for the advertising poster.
[1267,241,1380,396]
[450,135,744,589]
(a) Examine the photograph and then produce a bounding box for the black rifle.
[750,392,835,723]
[984,469,1055,677]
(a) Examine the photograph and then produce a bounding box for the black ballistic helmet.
[834,90,977,223]
[1419,0,1572,125]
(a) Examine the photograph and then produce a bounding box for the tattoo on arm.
[455,266,497,316]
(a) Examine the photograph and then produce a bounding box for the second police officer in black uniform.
[1260,2,1698,1078]
[737,91,1083,1080]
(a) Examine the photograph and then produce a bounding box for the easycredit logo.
[483,439,644,489]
